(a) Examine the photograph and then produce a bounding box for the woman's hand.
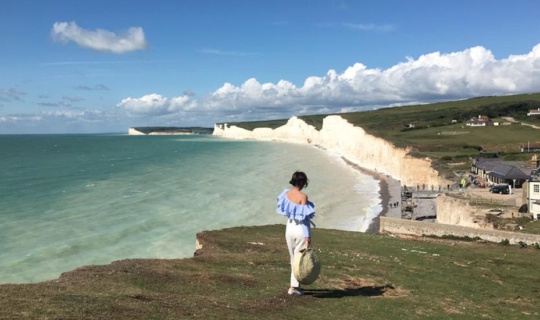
[305,237,311,245]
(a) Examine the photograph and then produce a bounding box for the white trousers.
[286,219,306,288]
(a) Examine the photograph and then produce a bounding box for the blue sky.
[1,0,540,133]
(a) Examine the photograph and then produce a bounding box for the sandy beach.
[341,157,402,233]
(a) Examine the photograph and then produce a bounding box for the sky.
[1,0,540,133]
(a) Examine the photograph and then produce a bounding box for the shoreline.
[341,157,402,233]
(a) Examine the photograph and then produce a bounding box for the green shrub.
[533,243,540,250]
[499,238,510,246]
[441,156,452,161]
[518,241,528,248]
[480,152,499,159]
[438,234,481,242]
[463,145,483,151]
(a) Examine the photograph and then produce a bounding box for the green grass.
[518,220,540,235]
[1,225,539,319]
[485,215,537,232]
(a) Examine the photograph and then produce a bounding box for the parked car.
[489,184,510,194]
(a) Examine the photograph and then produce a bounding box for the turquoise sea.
[0,134,380,284]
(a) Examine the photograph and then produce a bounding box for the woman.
[276,171,315,296]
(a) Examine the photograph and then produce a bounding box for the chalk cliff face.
[214,115,448,186]
[128,128,145,135]
[436,194,482,228]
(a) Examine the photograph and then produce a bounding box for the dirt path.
[502,116,540,129]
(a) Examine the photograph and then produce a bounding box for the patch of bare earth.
[324,276,409,298]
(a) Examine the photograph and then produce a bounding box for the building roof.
[473,158,501,171]
[489,163,530,180]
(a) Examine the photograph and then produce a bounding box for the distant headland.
[128,126,214,135]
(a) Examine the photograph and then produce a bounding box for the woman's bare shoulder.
[299,192,308,204]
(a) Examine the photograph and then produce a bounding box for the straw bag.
[293,243,321,285]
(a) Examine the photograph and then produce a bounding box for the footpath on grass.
[1,225,539,319]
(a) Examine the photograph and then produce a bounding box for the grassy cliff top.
[1,225,539,319]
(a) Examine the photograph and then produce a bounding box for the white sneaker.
[288,288,303,296]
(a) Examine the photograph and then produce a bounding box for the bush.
[441,156,452,161]
[499,239,510,246]
[518,241,528,248]
[480,152,499,158]
[463,145,483,151]
[436,234,482,242]
[533,243,540,250]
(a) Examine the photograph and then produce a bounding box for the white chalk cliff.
[213,115,449,186]
[128,128,145,135]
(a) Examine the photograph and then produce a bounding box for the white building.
[526,179,540,220]
[523,155,540,219]
[466,115,491,127]
[527,108,540,116]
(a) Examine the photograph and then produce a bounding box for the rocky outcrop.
[214,115,448,186]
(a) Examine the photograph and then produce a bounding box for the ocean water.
[0,134,381,284]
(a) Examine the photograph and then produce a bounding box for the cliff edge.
[214,115,449,186]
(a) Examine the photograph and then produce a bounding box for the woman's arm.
[301,219,310,245]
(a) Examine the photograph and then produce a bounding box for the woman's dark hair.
[289,171,309,190]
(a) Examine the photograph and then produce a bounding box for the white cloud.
[0,88,26,102]
[115,42,540,122]
[37,96,85,108]
[51,21,148,54]
[74,84,110,91]
[0,109,103,124]
[342,22,395,32]
[117,93,195,115]
[5,41,540,133]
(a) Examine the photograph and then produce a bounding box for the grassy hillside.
[223,93,540,177]
[1,225,539,319]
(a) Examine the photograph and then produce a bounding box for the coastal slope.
[214,115,448,186]
[1,225,538,319]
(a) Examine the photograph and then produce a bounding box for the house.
[471,158,500,179]
[466,115,491,126]
[522,155,540,219]
[488,163,530,188]
[451,119,458,123]
[473,158,530,188]
[406,123,415,128]
[523,176,540,220]
[527,108,540,116]
[520,143,540,153]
